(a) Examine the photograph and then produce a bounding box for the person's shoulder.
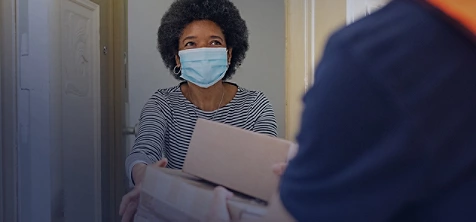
[147,85,182,107]
[235,85,270,105]
[329,0,444,56]
[156,84,181,96]
[322,0,462,94]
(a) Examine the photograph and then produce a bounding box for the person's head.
[158,0,249,85]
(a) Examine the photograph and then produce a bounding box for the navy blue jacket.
[279,0,476,221]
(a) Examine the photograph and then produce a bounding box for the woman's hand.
[271,143,295,176]
[119,158,168,222]
[119,184,141,222]
[206,187,234,222]
[132,158,168,186]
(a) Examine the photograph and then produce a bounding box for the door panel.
[59,0,101,221]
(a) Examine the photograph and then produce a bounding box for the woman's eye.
[210,40,222,46]
[185,42,195,47]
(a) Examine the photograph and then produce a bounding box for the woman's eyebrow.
[210,35,224,41]
[182,36,197,42]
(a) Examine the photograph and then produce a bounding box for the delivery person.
[207,0,476,221]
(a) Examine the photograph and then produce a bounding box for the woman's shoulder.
[234,85,271,105]
[145,85,183,107]
[156,85,182,96]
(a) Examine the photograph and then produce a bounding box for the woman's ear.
[175,54,181,67]
[227,48,233,64]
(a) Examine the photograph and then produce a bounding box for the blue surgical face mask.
[178,47,229,88]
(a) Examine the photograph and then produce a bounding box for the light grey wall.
[127,0,176,152]
[127,0,286,137]
[231,0,285,137]
[127,0,176,117]
[1,0,21,221]
[16,0,53,221]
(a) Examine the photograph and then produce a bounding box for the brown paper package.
[134,119,297,221]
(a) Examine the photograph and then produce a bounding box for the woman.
[120,0,277,220]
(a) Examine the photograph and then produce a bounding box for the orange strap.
[427,0,476,35]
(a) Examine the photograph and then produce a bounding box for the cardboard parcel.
[134,119,297,221]
[134,167,267,222]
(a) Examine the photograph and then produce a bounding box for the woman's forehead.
[180,20,225,39]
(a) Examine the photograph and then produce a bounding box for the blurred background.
[0,0,388,221]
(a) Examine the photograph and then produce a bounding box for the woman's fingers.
[121,202,138,222]
[153,158,168,168]
[119,159,166,221]
[119,185,141,215]
[214,186,234,200]
[207,186,234,222]
[272,163,287,176]
[120,159,165,217]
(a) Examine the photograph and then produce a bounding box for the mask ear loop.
[173,65,181,75]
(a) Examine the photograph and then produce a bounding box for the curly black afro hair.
[158,0,249,80]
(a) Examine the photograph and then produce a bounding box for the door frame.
[284,0,347,140]
[103,0,127,221]
[0,0,19,221]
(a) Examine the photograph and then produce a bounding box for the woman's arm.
[125,93,170,185]
[252,92,278,137]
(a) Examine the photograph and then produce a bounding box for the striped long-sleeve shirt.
[125,82,278,184]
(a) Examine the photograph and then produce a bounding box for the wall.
[16,0,53,221]
[0,0,18,220]
[231,0,286,137]
[127,0,286,140]
[346,0,390,24]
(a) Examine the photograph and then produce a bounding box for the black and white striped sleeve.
[125,93,169,184]
[252,92,278,137]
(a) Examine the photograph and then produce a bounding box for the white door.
[125,0,287,156]
[55,0,102,221]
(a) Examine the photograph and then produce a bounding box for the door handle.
[123,123,139,137]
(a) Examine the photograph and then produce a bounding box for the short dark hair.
[158,0,249,80]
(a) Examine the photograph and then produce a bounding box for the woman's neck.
[186,81,225,111]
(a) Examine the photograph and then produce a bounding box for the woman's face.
[175,20,232,66]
